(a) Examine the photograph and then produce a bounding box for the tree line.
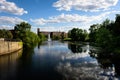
[0,29,13,39]
[1,14,120,52]
[89,14,120,53]
[68,28,89,41]
[68,14,120,54]
[0,22,45,48]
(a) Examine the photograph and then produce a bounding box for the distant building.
[37,28,68,39]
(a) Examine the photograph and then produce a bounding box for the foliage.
[63,38,71,41]
[19,42,23,47]
[0,29,13,39]
[52,35,60,40]
[61,32,65,40]
[22,31,40,48]
[68,28,88,41]
[15,22,31,32]
[14,22,31,39]
[68,42,82,53]
[89,24,99,42]
[38,33,46,41]
[14,22,40,48]
[89,14,120,53]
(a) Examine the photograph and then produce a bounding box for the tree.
[96,27,113,51]
[23,31,40,47]
[14,22,40,47]
[114,14,120,35]
[38,33,46,41]
[0,29,13,39]
[14,22,31,39]
[89,14,120,54]
[61,32,65,40]
[15,22,31,32]
[68,28,88,41]
[89,24,99,42]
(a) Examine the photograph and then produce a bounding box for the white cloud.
[53,0,118,12]
[0,25,14,30]
[31,11,115,25]
[56,62,117,80]
[35,26,72,32]
[0,16,25,25]
[0,0,27,15]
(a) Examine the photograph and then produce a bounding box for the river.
[0,41,120,80]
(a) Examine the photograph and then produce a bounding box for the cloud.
[0,16,25,25]
[56,62,117,80]
[35,26,74,32]
[31,11,120,32]
[31,11,116,25]
[53,0,118,12]
[0,0,27,15]
[0,25,13,29]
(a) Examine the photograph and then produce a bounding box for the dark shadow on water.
[89,48,120,78]
[68,42,83,53]
[0,50,22,80]
[15,45,63,80]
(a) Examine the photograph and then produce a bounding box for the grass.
[63,38,72,41]
[19,42,23,47]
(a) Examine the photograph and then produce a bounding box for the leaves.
[68,28,88,41]
[14,22,40,48]
[89,14,120,53]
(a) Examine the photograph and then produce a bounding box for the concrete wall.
[0,40,22,55]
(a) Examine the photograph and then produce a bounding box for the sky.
[0,0,120,32]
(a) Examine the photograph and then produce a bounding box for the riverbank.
[0,39,23,55]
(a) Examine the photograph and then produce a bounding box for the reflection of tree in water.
[89,48,120,77]
[16,46,35,80]
[68,42,83,53]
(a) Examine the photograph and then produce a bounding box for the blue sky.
[0,0,120,32]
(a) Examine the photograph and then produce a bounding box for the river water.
[0,41,120,80]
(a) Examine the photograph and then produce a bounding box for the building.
[37,28,68,39]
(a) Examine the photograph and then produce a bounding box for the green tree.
[68,28,79,41]
[61,32,65,40]
[89,14,120,54]
[0,29,13,39]
[96,27,113,51]
[15,22,31,32]
[14,22,40,47]
[89,24,99,42]
[113,14,120,35]
[23,31,40,47]
[14,22,31,39]
[38,33,46,41]
[68,28,88,41]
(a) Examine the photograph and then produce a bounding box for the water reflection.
[68,42,83,53]
[63,42,91,60]
[56,62,102,80]
[0,50,22,80]
[89,47,120,79]
[56,42,120,80]
[0,41,120,80]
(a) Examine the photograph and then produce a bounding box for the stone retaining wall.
[0,40,23,55]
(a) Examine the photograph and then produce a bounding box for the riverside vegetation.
[68,14,120,55]
[0,22,46,49]
[0,14,120,54]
